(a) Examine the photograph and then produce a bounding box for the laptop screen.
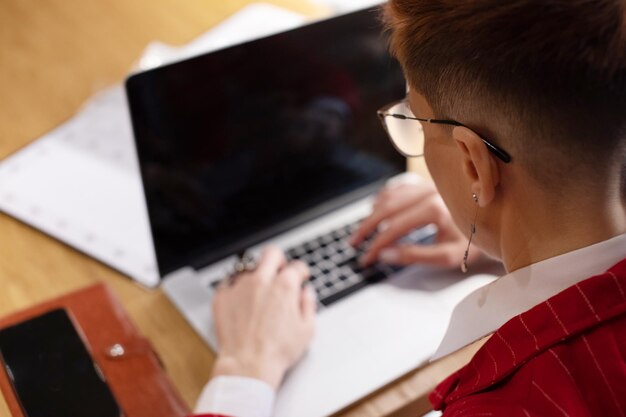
[126,7,407,277]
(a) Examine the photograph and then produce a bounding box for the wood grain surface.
[0,1,477,416]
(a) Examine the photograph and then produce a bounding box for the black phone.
[0,309,121,417]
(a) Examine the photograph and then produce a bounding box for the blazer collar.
[433,233,626,360]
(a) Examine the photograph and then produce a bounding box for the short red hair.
[383,0,626,189]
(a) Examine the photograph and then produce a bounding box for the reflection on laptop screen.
[126,8,406,276]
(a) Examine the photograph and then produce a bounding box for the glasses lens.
[382,101,424,157]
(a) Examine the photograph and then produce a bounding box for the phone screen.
[0,309,121,417]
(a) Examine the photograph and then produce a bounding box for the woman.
[194,0,626,415]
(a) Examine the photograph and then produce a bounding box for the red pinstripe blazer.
[193,257,626,417]
[431,256,626,416]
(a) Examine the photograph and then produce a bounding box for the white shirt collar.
[431,232,626,360]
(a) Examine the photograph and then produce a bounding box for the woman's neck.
[499,186,626,273]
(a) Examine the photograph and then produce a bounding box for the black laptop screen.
[126,7,407,276]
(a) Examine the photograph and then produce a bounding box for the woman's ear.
[452,126,501,206]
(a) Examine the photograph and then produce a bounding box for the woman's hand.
[351,176,482,268]
[211,246,316,390]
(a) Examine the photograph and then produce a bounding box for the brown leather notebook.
[0,283,190,417]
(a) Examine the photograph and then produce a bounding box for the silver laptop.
[126,7,496,416]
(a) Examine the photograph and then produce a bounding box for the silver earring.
[462,192,479,273]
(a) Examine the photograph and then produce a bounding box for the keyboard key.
[320,234,334,245]
[309,265,322,278]
[331,228,348,239]
[346,273,363,285]
[330,253,344,265]
[337,256,359,269]
[320,279,369,306]
[319,286,333,299]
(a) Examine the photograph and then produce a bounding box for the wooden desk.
[0,1,482,415]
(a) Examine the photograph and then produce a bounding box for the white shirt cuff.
[194,376,276,417]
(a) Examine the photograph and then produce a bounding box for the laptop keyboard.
[210,220,435,307]
[286,220,434,307]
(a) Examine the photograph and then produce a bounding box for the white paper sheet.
[0,3,307,287]
[310,0,382,13]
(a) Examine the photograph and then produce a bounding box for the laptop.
[125,6,497,416]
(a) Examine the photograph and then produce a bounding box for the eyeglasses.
[377,100,511,163]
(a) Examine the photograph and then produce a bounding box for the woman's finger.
[275,260,310,291]
[255,245,287,280]
[360,197,442,265]
[300,284,317,324]
[350,184,434,246]
[379,243,462,268]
